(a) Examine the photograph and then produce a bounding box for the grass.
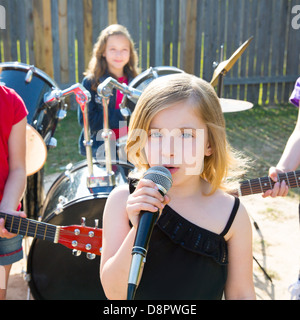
[44,108,85,175]
[224,103,298,178]
[45,103,299,196]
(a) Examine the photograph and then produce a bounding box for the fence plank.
[43,0,54,78]
[108,0,117,25]
[67,0,76,84]
[32,0,45,70]
[58,0,68,83]
[75,0,85,83]
[180,0,197,74]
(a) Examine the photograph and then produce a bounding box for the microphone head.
[143,166,173,195]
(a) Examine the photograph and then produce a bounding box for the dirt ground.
[5,174,300,300]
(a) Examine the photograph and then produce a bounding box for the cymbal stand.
[213,45,225,98]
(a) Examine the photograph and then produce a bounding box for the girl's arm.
[224,202,256,300]
[263,106,300,197]
[100,185,137,300]
[0,117,27,238]
[100,179,168,300]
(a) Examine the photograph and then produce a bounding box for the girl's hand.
[262,167,289,198]
[126,179,170,228]
[0,209,26,239]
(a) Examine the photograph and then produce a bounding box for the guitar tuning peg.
[94,219,99,228]
[81,217,86,227]
[86,253,96,260]
[72,249,82,257]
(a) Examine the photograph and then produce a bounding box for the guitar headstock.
[58,218,102,259]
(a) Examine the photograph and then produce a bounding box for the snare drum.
[27,160,133,300]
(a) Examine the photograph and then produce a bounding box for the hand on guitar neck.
[261,167,289,198]
[229,168,297,198]
[0,209,26,239]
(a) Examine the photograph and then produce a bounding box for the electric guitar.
[0,212,102,258]
[236,170,300,196]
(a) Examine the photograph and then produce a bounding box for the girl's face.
[144,101,212,187]
[103,35,131,77]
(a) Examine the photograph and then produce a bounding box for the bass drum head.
[27,194,108,300]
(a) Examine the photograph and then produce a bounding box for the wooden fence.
[0,0,299,105]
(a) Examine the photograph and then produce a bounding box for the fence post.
[155,0,164,66]
[58,0,68,83]
[180,0,197,74]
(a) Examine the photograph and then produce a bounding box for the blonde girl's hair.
[84,24,140,91]
[126,73,247,195]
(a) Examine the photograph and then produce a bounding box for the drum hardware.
[47,137,57,149]
[96,77,140,191]
[56,103,68,121]
[45,83,113,192]
[25,65,36,83]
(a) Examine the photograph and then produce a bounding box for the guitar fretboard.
[239,170,300,196]
[0,212,58,242]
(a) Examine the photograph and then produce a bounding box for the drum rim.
[41,159,134,220]
[128,65,184,88]
[45,158,134,198]
[0,61,59,89]
[42,192,109,223]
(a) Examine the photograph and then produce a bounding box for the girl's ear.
[205,142,212,157]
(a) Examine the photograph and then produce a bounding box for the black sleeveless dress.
[129,179,240,300]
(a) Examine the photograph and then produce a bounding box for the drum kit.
[0,36,253,300]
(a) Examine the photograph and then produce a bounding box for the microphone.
[127,166,173,300]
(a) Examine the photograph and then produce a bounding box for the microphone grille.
[143,166,173,195]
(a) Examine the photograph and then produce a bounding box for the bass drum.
[0,62,64,219]
[27,160,133,300]
[122,66,184,112]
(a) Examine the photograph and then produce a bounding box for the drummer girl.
[0,68,28,300]
[100,73,256,300]
[78,24,140,158]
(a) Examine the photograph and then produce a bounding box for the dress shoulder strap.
[220,197,240,237]
[128,177,139,194]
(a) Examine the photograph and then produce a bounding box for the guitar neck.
[0,212,59,243]
[239,170,300,196]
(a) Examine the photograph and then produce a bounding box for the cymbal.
[210,36,253,87]
[219,98,253,113]
[26,124,47,176]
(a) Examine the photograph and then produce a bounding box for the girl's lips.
[163,166,179,174]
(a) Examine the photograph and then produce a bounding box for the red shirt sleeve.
[11,88,28,125]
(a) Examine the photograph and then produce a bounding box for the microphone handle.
[127,209,159,300]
